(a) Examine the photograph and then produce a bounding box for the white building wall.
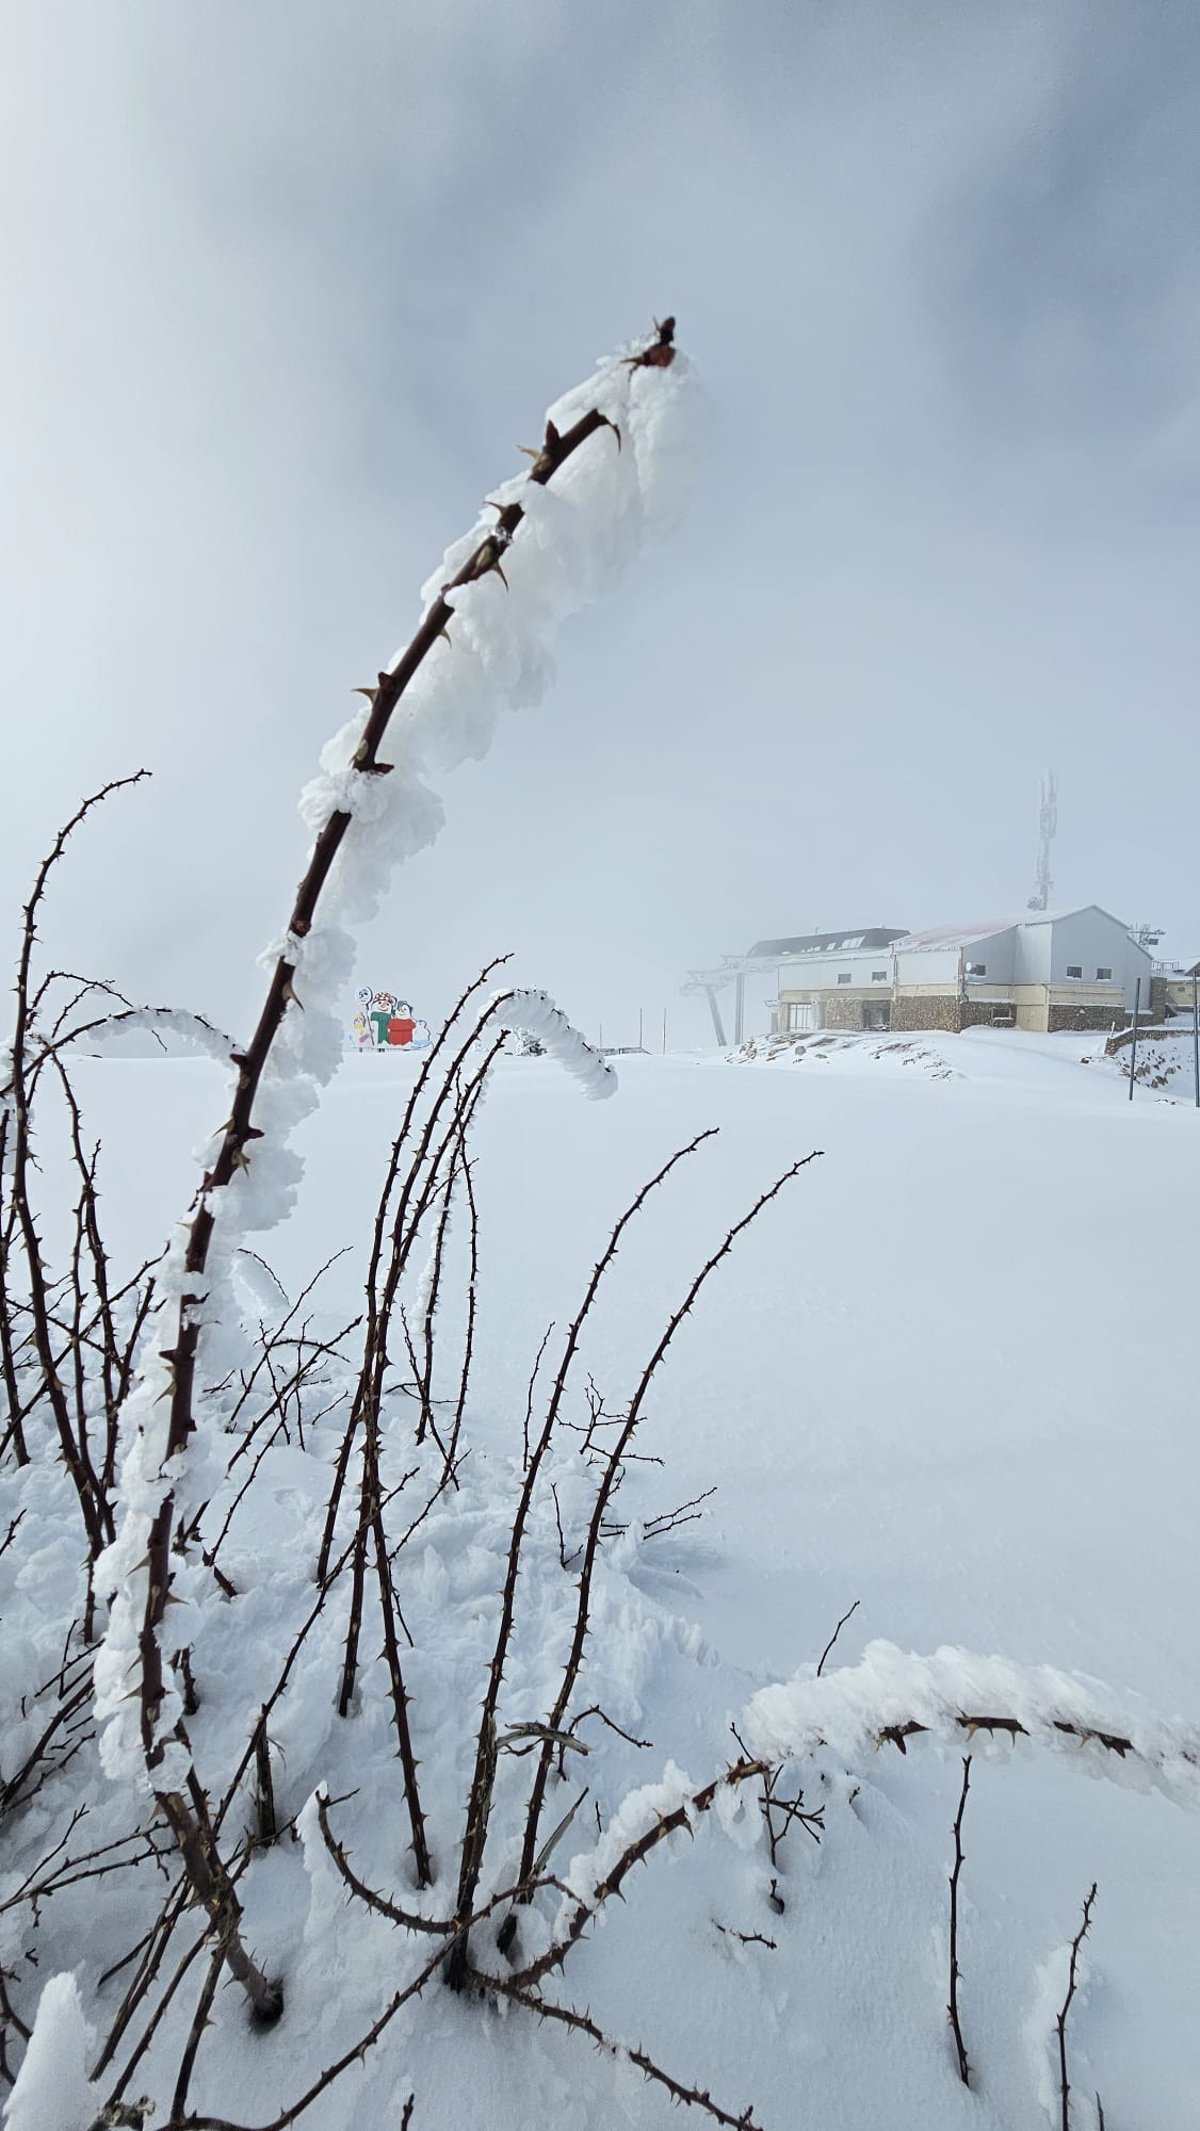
[959,928,1017,983]
[1018,909,1151,1009]
[777,947,894,995]
[1012,922,1052,986]
[1123,935,1154,1009]
[892,947,961,989]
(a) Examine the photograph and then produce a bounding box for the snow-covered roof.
[748,927,907,959]
[746,909,1150,967]
[1020,903,1141,935]
[896,921,1014,953]
[899,907,1147,954]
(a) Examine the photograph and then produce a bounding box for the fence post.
[1127,978,1141,1102]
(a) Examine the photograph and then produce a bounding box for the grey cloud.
[2,0,1197,1052]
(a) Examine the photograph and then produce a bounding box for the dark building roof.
[747,927,909,959]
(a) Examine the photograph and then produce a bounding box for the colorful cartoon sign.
[350,989,432,1052]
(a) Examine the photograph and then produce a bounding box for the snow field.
[5,1034,1195,2126]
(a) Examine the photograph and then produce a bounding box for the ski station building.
[686,908,1156,1042]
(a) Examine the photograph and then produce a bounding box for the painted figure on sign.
[349,988,430,1050]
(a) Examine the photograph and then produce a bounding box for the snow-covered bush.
[3,319,1198,2131]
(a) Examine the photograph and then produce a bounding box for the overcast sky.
[3,0,1199,1049]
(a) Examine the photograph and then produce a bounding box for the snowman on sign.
[352,989,431,1051]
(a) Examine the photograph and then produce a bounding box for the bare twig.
[816,1597,860,1678]
[446,1130,720,1984]
[443,1139,480,1485]
[104,1920,212,2108]
[522,1320,555,1471]
[948,1756,971,2086]
[566,1705,652,1753]
[92,1878,192,2072]
[726,1725,822,1888]
[481,1973,762,2131]
[642,1485,717,1540]
[713,1923,777,1951]
[169,1939,225,2124]
[2,774,148,1529]
[156,1881,553,2131]
[516,1151,822,1904]
[315,1792,454,1936]
[154,1778,282,2025]
[0,1965,32,2086]
[1057,1883,1098,2131]
[500,1757,771,1995]
[253,1713,277,1850]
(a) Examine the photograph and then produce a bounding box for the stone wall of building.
[785,991,1130,1037]
[891,996,1021,1034]
[960,1000,1014,1030]
[821,994,867,1031]
[1146,976,1196,1022]
[1047,1003,1129,1033]
[891,995,962,1033]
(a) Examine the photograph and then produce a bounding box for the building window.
[1096,966,1112,980]
[966,962,986,977]
[837,973,852,985]
[1066,965,1083,979]
[871,969,888,983]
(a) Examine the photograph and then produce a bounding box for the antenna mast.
[1026,771,1057,911]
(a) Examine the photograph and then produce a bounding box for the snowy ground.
[19,1025,1196,2130]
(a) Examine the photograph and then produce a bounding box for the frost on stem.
[743,1642,1200,1809]
[492,989,615,1102]
[90,319,697,2015]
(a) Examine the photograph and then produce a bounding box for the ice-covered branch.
[492,1757,770,1996]
[743,1641,1200,1810]
[93,319,695,2017]
[49,1006,238,1065]
[493,988,615,1101]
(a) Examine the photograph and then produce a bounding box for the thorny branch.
[1057,1883,1098,2131]
[728,1722,822,1903]
[948,1756,971,2087]
[496,1757,772,1995]
[879,1713,1152,1765]
[115,325,679,2018]
[482,1975,763,2131]
[514,1149,823,1908]
[445,1127,720,1984]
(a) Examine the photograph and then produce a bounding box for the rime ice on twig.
[91,321,697,2018]
[492,988,615,1101]
[744,1642,1200,1809]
